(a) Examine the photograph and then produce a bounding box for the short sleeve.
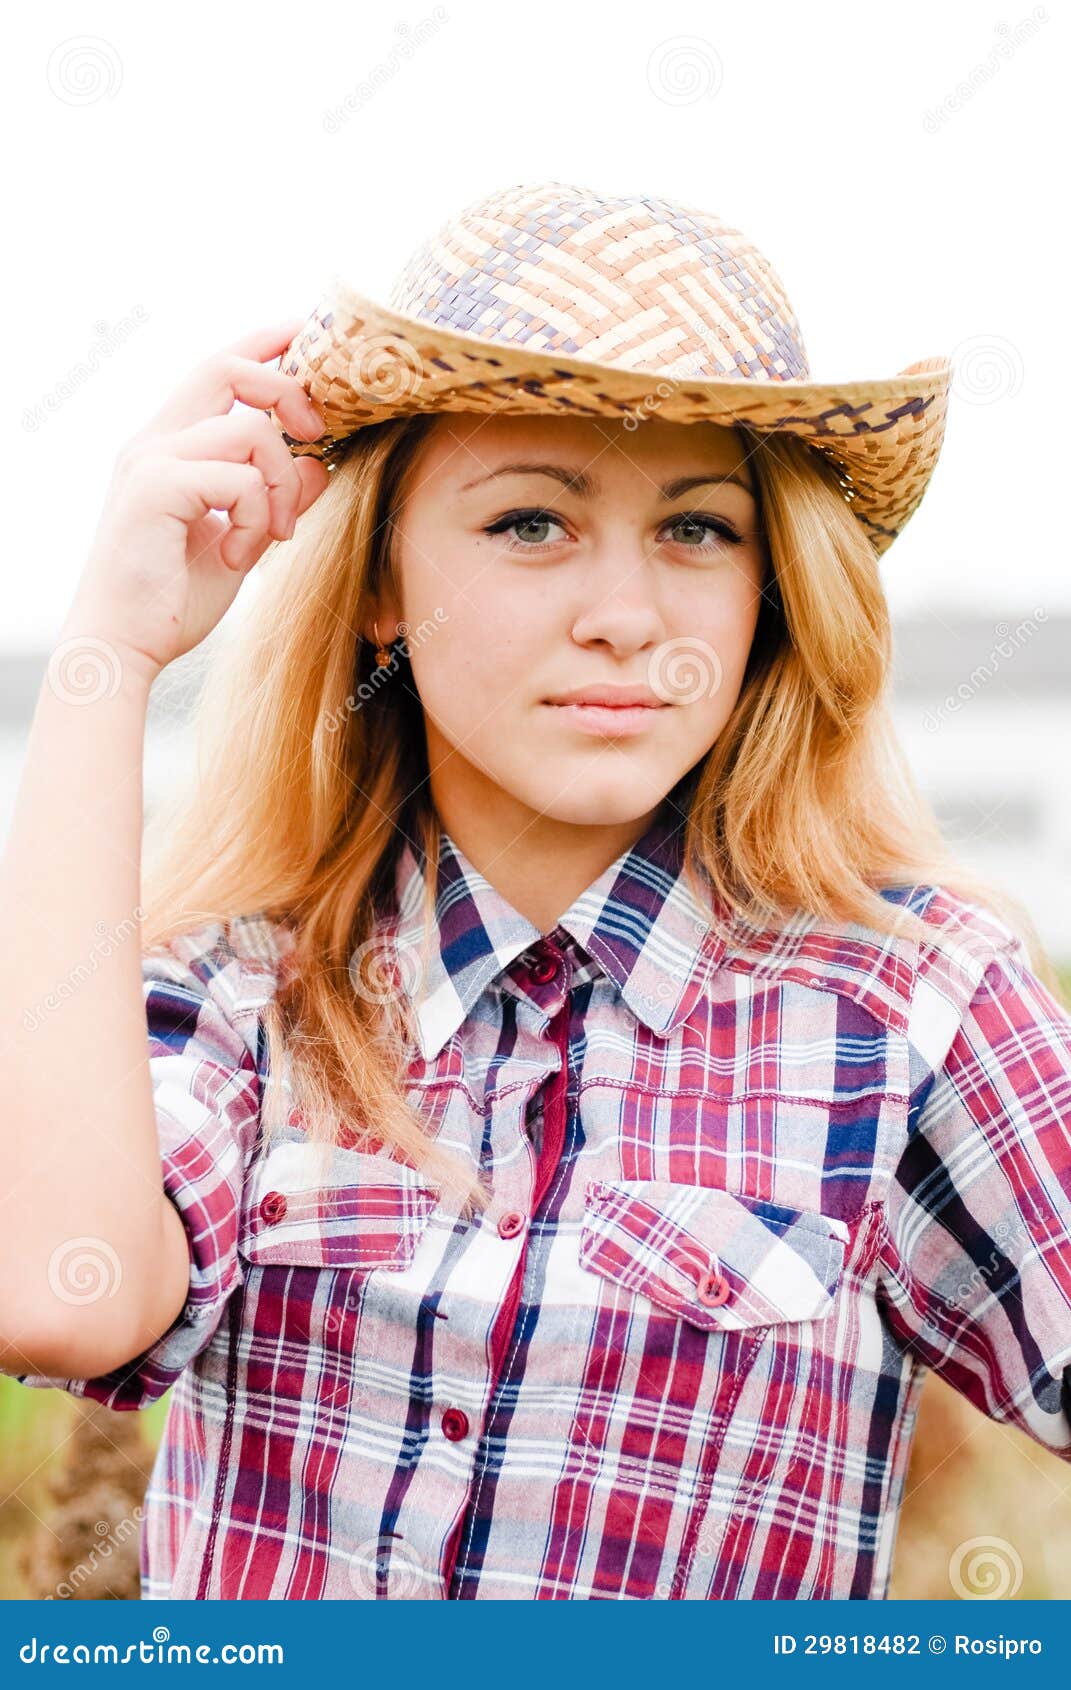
[15,921,267,1412]
[877,935,1071,1459]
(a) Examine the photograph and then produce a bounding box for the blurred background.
[3,0,1069,1601]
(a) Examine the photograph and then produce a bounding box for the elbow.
[0,1301,146,1382]
[0,1317,81,1380]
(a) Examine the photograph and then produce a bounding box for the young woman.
[4,182,1071,1602]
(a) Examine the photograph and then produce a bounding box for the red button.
[497,1210,525,1239]
[259,1190,288,1225]
[696,1267,730,1307]
[529,953,559,984]
[441,1407,469,1441]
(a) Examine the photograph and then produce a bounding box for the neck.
[424,772,669,935]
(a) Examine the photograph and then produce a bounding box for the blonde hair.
[139,413,1063,1211]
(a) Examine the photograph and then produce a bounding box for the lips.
[545,688,666,709]
[544,699,667,737]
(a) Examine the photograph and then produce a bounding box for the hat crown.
[386,179,811,385]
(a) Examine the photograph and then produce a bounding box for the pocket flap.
[239,1140,438,1270]
[580,1178,849,1331]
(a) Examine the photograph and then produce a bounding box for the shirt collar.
[389,809,729,1061]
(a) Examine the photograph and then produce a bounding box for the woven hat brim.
[271,276,951,559]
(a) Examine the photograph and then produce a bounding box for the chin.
[520,770,677,828]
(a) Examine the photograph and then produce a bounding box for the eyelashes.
[481,507,745,553]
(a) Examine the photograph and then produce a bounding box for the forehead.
[405,410,752,490]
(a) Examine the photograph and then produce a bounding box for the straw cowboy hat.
[269,180,951,558]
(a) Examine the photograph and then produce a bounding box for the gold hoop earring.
[372,620,392,669]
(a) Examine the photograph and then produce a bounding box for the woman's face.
[378,411,769,831]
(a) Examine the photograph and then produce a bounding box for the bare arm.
[0,637,191,1375]
[0,319,328,1378]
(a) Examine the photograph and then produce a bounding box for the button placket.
[440,992,572,1596]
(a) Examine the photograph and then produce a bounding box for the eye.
[480,507,745,554]
[482,508,568,550]
[664,512,743,549]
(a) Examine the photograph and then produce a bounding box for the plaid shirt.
[18,809,1071,1599]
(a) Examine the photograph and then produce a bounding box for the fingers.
[214,456,329,572]
[293,454,331,517]
[112,453,267,574]
[163,410,306,542]
[137,316,326,449]
[224,316,309,362]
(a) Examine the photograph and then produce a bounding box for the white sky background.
[3,0,1067,648]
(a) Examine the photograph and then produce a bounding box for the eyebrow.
[458,462,756,501]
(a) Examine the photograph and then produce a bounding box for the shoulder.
[878,879,1025,956]
[883,883,1050,1078]
[723,880,1030,1040]
[140,911,300,1056]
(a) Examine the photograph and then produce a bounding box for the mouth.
[543,700,669,737]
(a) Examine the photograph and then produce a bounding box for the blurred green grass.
[0,1376,170,1598]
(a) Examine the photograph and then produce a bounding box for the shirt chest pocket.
[578,1177,849,1332]
[238,1138,440,1272]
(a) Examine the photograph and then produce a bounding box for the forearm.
[0,624,181,1370]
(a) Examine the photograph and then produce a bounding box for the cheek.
[406,591,536,724]
[398,539,503,683]
[713,590,763,684]
[657,574,763,705]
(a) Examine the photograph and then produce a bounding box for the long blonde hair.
[139,413,1063,1209]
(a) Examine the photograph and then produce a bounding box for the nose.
[568,538,665,655]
